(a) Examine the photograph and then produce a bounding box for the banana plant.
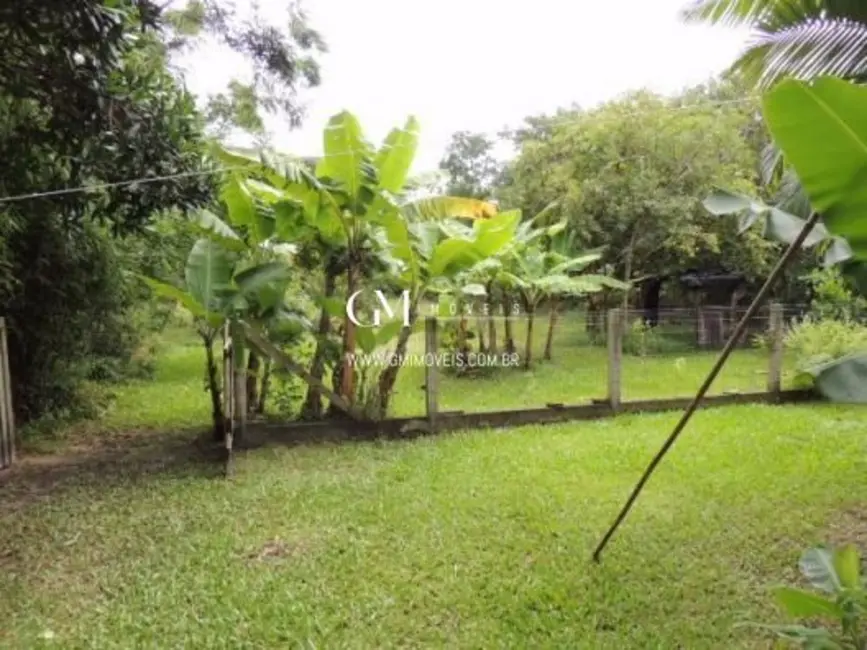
[145,212,308,439]
[499,246,628,368]
[212,111,500,417]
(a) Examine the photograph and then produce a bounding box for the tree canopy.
[501,86,779,289]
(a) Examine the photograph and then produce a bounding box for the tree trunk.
[503,291,516,354]
[339,264,359,404]
[377,308,418,417]
[202,332,224,442]
[257,359,271,414]
[524,306,535,369]
[246,350,260,415]
[544,299,559,361]
[476,316,486,353]
[301,270,337,419]
[487,284,498,354]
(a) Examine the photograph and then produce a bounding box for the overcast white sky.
[179,0,750,172]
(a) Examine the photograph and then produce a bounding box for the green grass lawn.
[2,401,866,648]
[2,321,855,648]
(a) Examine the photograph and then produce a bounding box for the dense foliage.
[501,85,781,303]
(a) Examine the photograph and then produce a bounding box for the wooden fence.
[224,303,815,449]
[0,318,16,470]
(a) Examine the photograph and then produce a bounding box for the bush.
[0,212,162,426]
[806,266,867,322]
[785,316,867,370]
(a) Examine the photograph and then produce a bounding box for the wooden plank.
[425,317,439,432]
[233,325,247,443]
[237,389,817,449]
[767,302,784,397]
[607,309,623,410]
[0,318,14,470]
[222,323,234,477]
[242,321,366,420]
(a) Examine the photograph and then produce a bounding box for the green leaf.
[703,189,765,216]
[766,208,828,248]
[375,116,419,193]
[316,296,346,318]
[184,238,235,314]
[141,277,207,318]
[824,237,854,267]
[428,239,481,277]
[316,111,373,203]
[833,545,861,589]
[774,587,843,618]
[221,177,256,227]
[763,78,867,257]
[807,354,867,404]
[461,283,487,297]
[376,321,405,346]
[800,547,843,593]
[355,326,377,354]
[233,262,291,297]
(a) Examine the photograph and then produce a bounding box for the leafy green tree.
[0,1,217,423]
[682,0,867,88]
[165,0,326,136]
[504,89,778,308]
[438,131,504,199]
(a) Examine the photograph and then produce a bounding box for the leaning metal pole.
[592,212,821,563]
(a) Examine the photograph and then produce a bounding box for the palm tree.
[682,0,867,88]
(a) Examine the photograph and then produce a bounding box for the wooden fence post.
[767,303,784,398]
[222,323,235,475]
[232,323,247,443]
[608,308,623,411]
[425,317,439,431]
[0,318,15,470]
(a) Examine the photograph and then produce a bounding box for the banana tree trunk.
[202,331,225,441]
[503,291,516,355]
[377,307,418,417]
[544,298,559,361]
[476,315,486,353]
[339,264,358,404]
[246,350,260,415]
[301,270,337,419]
[256,359,271,414]
[524,305,535,369]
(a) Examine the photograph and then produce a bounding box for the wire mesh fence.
[387,303,808,418]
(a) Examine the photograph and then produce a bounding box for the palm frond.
[683,0,867,27]
[682,0,816,27]
[742,18,867,87]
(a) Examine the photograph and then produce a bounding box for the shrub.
[785,317,867,371]
[0,213,167,427]
[806,266,867,322]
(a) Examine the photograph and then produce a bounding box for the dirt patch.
[825,505,867,551]
[245,537,311,564]
[0,430,225,516]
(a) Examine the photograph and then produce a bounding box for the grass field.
[1,321,857,648]
[2,401,866,648]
